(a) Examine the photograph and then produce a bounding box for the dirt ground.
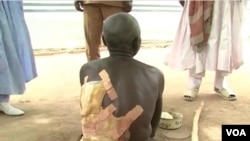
[0,43,250,141]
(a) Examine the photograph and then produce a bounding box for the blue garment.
[0,0,37,95]
[0,95,9,102]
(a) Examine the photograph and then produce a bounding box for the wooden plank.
[191,101,205,141]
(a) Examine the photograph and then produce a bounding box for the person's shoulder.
[149,66,164,80]
[80,59,103,72]
[135,61,164,90]
[79,59,107,85]
[135,60,163,74]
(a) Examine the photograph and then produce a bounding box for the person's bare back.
[79,13,164,141]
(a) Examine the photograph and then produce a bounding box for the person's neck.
[109,48,134,58]
[109,52,133,58]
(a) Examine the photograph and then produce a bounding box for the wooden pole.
[191,101,205,141]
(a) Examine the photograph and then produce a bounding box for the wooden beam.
[192,101,205,141]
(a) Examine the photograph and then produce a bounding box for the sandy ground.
[0,39,250,141]
[0,3,249,141]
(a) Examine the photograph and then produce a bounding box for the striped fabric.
[188,1,214,52]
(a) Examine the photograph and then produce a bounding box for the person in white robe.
[164,0,245,101]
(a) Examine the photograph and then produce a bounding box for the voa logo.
[226,129,247,136]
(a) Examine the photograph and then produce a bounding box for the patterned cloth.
[164,0,244,75]
[189,1,214,52]
[0,0,37,95]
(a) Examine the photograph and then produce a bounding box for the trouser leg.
[0,95,10,103]
[101,5,123,19]
[83,5,103,61]
[214,71,234,93]
[214,71,225,89]
[188,68,205,89]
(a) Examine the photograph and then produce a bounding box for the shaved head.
[102,13,141,56]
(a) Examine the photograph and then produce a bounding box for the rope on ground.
[191,101,205,141]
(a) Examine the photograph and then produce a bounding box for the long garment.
[164,0,244,76]
[0,0,37,96]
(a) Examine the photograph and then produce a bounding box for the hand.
[147,138,156,141]
[122,1,133,12]
[74,0,84,12]
[179,0,185,7]
[150,132,156,139]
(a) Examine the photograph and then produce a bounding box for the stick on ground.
[192,101,205,141]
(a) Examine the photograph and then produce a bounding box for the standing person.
[164,0,245,101]
[0,0,37,116]
[79,13,164,141]
[74,0,133,61]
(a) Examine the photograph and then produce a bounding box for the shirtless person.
[79,13,164,141]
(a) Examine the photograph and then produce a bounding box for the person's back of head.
[102,13,141,57]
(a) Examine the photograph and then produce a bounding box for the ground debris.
[33,40,173,56]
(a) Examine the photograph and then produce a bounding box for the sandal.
[184,88,199,101]
[214,87,237,101]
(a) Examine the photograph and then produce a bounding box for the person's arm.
[74,0,84,12]
[150,96,162,138]
[122,0,133,12]
[79,65,87,86]
[179,0,185,7]
[150,72,164,138]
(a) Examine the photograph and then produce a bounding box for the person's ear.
[132,37,141,56]
[102,35,107,46]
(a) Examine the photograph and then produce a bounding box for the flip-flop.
[184,88,199,101]
[214,87,237,101]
